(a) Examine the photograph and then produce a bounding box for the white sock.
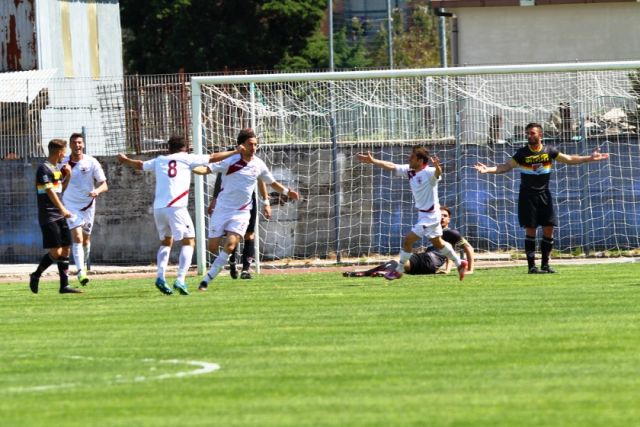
[177,245,194,282]
[202,250,229,284]
[83,243,90,269]
[72,242,85,275]
[397,250,412,273]
[156,245,171,280]
[438,242,462,267]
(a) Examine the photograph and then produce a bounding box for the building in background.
[1,0,124,157]
[431,0,640,66]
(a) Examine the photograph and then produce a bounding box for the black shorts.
[518,190,558,228]
[40,218,72,249]
[406,251,445,275]
[246,196,257,235]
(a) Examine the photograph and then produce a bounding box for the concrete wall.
[2,140,639,265]
[452,4,640,65]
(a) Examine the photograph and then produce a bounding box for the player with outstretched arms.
[357,146,468,281]
[475,122,609,274]
[117,135,241,295]
[60,132,108,286]
[193,128,299,291]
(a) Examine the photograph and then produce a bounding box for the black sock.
[34,253,55,276]
[525,235,536,269]
[229,247,237,267]
[242,239,255,271]
[541,237,554,267]
[57,257,70,289]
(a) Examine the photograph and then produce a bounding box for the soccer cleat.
[457,259,468,281]
[540,265,556,274]
[155,278,173,295]
[173,280,189,295]
[77,272,89,286]
[383,270,403,280]
[59,286,83,294]
[240,271,252,280]
[198,281,208,292]
[229,264,238,280]
[29,273,39,294]
[343,271,365,278]
[528,266,543,274]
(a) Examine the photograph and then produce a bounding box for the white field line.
[4,356,220,394]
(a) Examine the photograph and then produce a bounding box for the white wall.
[453,4,640,65]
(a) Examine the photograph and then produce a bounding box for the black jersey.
[406,228,468,275]
[512,144,559,193]
[35,161,65,224]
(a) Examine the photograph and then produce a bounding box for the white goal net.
[191,62,640,271]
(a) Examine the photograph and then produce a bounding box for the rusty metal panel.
[0,0,37,72]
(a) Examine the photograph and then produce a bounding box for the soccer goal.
[191,61,640,274]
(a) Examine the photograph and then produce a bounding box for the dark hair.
[167,135,187,153]
[411,146,430,163]
[69,132,84,143]
[48,139,67,154]
[525,122,543,133]
[440,205,451,217]
[237,128,256,145]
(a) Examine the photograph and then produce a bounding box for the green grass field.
[1,263,639,427]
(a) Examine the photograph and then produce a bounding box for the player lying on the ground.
[344,206,474,278]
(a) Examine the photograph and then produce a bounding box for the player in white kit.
[117,136,242,295]
[193,128,300,291]
[356,146,468,281]
[61,133,108,286]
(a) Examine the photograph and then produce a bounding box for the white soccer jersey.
[394,164,440,212]
[143,152,211,209]
[61,154,107,210]
[208,154,275,211]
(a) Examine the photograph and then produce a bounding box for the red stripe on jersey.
[238,201,251,211]
[226,159,248,175]
[167,189,189,207]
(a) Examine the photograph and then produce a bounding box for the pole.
[439,10,448,68]
[329,0,335,71]
[387,0,393,69]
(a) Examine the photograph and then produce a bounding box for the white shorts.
[208,208,251,239]
[411,211,443,239]
[65,204,96,235]
[154,207,195,241]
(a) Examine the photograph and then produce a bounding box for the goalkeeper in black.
[344,206,474,277]
[475,122,609,274]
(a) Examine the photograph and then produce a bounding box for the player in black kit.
[475,122,609,274]
[343,206,474,277]
[30,139,83,294]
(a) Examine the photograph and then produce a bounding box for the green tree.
[370,0,440,68]
[277,25,372,71]
[119,0,326,74]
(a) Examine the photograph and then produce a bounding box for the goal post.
[192,60,640,274]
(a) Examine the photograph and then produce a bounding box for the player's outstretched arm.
[475,159,517,174]
[555,149,610,165]
[192,165,211,175]
[431,155,442,178]
[356,151,396,171]
[208,145,245,163]
[270,181,300,201]
[117,154,143,170]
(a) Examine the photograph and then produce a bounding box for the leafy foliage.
[119,0,326,74]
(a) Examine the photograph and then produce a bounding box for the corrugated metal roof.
[0,68,57,103]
